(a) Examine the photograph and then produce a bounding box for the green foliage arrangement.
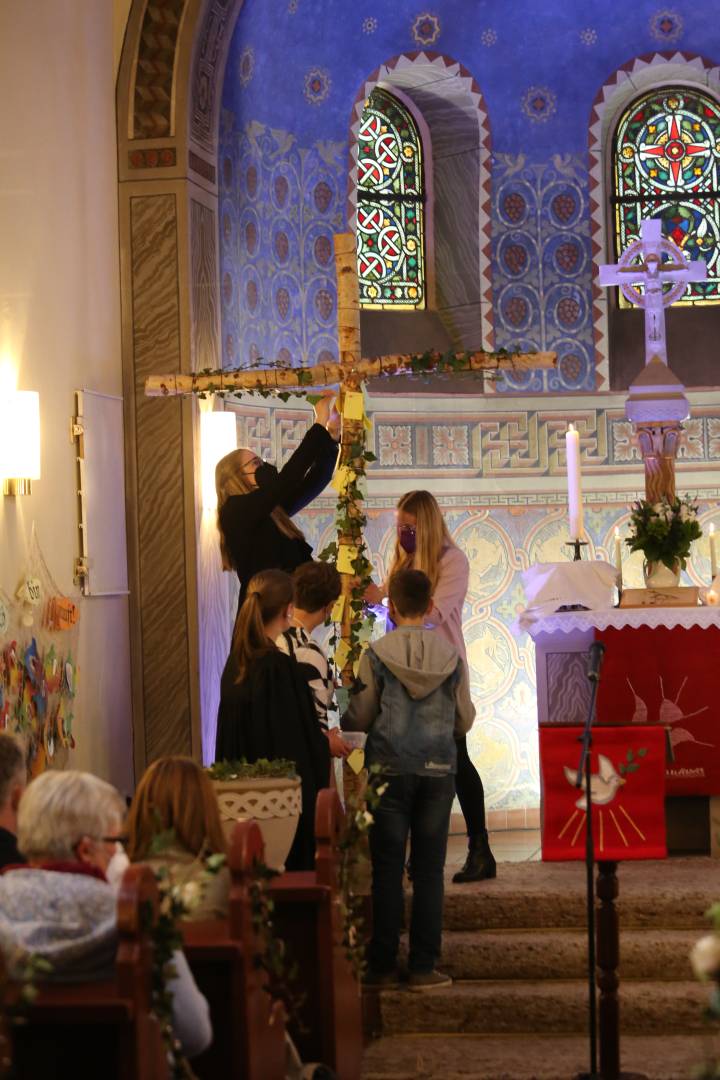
[318,430,378,675]
[247,863,306,1030]
[143,844,227,1079]
[206,758,297,781]
[337,765,388,981]
[625,496,702,571]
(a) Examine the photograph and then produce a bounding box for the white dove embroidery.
[563,754,626,811]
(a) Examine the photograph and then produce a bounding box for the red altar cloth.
[540,725,666,861]
[595,626,720,796]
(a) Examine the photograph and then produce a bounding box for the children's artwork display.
[0,527,80,775]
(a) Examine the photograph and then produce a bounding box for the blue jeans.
[368,773,455,975]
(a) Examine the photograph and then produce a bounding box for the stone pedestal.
[625,355,689,505]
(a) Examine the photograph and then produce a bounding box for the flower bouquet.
[625,496,701,587]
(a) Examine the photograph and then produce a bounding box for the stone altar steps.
[436,927,699,982]
[376,979,708,1036]
[362,858,718,1078]
[362,1034,699,1080]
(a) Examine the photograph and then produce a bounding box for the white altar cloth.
[520,606,720,638]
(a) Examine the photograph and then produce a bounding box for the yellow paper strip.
[334,639,351,670]
[363,414,373,431]
[331,465,355,494]
[347,748,365,775]
[330,594,346,624]
[343,391,364,421]
[337,545,358,575]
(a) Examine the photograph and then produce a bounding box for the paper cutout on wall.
[0,525,80,773]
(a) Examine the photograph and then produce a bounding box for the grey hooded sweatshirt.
[341,626,475,777]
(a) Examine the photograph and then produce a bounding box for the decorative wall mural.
[225,397,720,812]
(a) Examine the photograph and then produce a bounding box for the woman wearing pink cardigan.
[366,490,496,883]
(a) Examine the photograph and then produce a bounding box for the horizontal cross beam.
[145,349,556,397]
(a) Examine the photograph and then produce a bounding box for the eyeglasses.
[101,835,129,846]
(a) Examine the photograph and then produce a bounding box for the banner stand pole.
[575,642,648,1080]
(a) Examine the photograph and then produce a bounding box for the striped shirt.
[278,625,335,731]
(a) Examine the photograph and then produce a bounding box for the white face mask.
[105,843,130,889]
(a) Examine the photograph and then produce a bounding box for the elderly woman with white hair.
[0,770,211,1059]
[215,391,340,609]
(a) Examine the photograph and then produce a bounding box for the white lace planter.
[212,776,302,872]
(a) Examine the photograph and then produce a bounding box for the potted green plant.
[625,496,702,588]
[206,758,301,872]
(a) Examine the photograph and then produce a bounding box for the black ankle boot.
[452,833,497,883]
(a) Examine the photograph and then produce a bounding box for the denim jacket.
[341,626,475,777]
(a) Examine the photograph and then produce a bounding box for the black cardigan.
[220,423,338,604]
[215,650,331,871]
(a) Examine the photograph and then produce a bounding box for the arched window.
[612,86,720,305]
[356,88,426,309]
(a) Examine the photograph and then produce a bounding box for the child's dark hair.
[233,569,294,682]
[293,561,342,613]
[388,568,432,618]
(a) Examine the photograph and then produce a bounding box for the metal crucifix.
[599,217,707,368]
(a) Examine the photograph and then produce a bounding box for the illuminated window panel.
[357,88,425,310]
[613,87,720,306]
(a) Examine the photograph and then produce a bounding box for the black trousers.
[455,735,487,837]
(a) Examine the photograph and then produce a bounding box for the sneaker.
[362,968,401,990]
[407,969,453,992]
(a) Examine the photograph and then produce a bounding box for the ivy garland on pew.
[247,864,307,1031]
[336,765,388,981]
[143,834,227,1079]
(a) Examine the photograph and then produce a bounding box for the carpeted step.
[362,1033,702,1079]
[442,858,716,931]
[375,979,709,1036]
[428,927,699,982]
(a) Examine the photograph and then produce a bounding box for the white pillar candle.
[565,423,583,541]
[614,526,623,588]
[710,523,718,581]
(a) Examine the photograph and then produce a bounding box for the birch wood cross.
[145,232,556,683]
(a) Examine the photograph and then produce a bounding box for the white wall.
[0,1,134,794]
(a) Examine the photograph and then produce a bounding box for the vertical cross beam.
[333,233,364,689]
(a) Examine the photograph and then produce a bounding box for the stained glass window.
[356,88,425,309]
[613,87,720,305]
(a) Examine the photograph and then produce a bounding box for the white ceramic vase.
[212,775,302,872]
[643,559,681,588]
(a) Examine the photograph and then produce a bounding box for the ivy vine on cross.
[145,233,556,686]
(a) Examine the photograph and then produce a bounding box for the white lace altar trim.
[520,606,720,638]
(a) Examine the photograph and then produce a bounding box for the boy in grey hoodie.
[341,568,474,991]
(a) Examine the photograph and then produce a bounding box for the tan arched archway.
[117,0,244,775]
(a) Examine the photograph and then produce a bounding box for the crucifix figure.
[599,217,707,367]
[146,233,555,682]
[598,218,707,505]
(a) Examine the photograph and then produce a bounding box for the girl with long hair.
[126,756,230,920]
[215,392,340,608]
[215,569,330,871]
[366,490,496,883]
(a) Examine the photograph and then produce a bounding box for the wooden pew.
[7,865,169,1080]
[181,819,287,1080]
[264,788,363,1080]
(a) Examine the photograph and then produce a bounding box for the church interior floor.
[362,839,719,1080]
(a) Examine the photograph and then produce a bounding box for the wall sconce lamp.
[0,389,41,496]
[200,410,236,512]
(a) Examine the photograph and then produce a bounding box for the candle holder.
[566,539,588,562]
